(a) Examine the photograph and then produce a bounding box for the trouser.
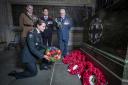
[15,63,37,79]
[43,36,52,46]
[59,39,68,57]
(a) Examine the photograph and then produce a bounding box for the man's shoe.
[8,71,17,79]
[42,66,49,70]
[47,65,52,69]
[40,64,49,70]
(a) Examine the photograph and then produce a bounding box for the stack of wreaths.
[62,50,107,85]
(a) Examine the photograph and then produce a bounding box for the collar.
[27,12,33,16]
[44,16,48,20]
[36,28,40,33]
[44,16,48,17]
[61,16,65,19]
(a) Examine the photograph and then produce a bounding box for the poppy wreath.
[62,49,107,85]
[62,50,86,64]
[77,61,94,79]
[83,61,94,70]
[82,67,106,85]
[45,47,61,62]
[67,62,85,75]
[67,61,95,77]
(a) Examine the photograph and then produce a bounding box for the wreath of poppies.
[62,50,86,64]
[45,47,61,62]
[67,62,85,75]
[63,49,107,85]
[67,61,94,76]
[82,67,106,85]
[84,61,94,70]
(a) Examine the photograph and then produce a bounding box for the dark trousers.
[15,63,37,79]
[43,36,52,46]
[59,39,68,57]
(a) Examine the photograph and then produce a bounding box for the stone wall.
[0,0,89,48]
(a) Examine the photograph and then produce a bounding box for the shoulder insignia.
[30,29,34,32]
[29,33,33,38]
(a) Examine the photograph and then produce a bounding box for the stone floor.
[0,48,82,85]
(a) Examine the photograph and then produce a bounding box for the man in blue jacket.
[55,9,72,57]
[8,20,49,79]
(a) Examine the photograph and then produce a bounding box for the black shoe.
[41,66,49,70]
[39,64,49,70]
[47,65,52,69]
[8,71,17,78]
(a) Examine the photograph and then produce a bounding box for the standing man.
[19,5,38,48]
[8,20,49,79]
[55,9,72,57]
[40,8,54,46]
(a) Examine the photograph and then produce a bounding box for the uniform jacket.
[19,13,37,38]
[55,16,72,41]
[40,16,54,37]
[21,28,46,63]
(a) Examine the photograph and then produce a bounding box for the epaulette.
[28,29,34,38]
[30,29,34,33]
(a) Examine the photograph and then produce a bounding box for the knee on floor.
[31,70,37,76]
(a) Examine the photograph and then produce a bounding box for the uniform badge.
[48,21,53,25]
[64,20,69,25]
[29,34,33,38]
[35,43,38,45]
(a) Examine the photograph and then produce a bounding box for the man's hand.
[44,55,50,61]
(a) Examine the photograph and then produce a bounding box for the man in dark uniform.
[55,9,72,57]
[40,8,54,46]
[8,20,49,79]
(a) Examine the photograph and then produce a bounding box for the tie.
[61,17,64,22]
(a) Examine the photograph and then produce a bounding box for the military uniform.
[19,12,38,47]
[21,28,46,63]
[10,28,47,79]
[55,16,72,56]
[40,16,54,46]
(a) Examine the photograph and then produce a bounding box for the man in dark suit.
[40,8,54,46]
[55,9,72,57]
[8,20,49,79]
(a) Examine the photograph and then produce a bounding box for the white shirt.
[44,16,48,20]
[36,28,40,34]
[27,12,33,17]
